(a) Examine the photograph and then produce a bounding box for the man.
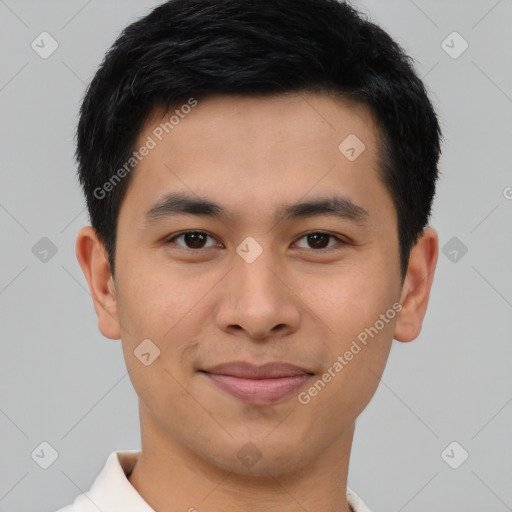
[58,0,441,510]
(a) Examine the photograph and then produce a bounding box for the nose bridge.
[232,243,284,307]
[215,242,300,338]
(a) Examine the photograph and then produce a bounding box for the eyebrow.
[144,192,369,226]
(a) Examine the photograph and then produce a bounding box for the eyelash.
[164,230,348,253]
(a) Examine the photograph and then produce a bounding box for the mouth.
[199,361,314,405]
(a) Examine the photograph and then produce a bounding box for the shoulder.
[50,450,143,512]
[347,486,373,512]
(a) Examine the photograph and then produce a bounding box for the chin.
[197,437,313,478]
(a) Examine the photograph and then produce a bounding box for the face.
[78,91,436,477]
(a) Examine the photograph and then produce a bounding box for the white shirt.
[54,450,372,512]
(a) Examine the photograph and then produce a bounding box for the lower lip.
[202,372,312,404]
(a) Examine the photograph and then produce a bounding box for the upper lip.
[201,361,313,379]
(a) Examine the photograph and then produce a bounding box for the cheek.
[116,256,204,336]
[302,271,397,379]
[116,268,201,406]
[305,307,396,424]
[115,259,220,381]
[299,271,382,338]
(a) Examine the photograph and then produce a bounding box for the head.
[75,0,440,477]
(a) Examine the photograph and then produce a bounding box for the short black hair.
[76,0,442,280]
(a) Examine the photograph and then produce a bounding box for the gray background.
[1,0,511,511]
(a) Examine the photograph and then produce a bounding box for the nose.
[215,251,301,341]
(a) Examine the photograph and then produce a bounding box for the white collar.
[58,450,372,512]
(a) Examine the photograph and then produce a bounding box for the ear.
[75,226,121,340]
[394,227,438,343]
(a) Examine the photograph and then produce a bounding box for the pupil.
[182,233,329,249]
[308,233,328,249]
[185,232,206,248]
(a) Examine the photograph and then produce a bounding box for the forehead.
[120,91,394,229]
[142,92,378,154]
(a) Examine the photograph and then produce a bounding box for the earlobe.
[393,227,439,343]
[75,226,121,340]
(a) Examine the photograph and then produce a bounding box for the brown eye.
[294,232,344,250]
[166,231,217,249]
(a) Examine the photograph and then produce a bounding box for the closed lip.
[200,361,314,379]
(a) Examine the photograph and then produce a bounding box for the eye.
[165,230,219,250]
[294,231,346,251]
[164,230,347,252]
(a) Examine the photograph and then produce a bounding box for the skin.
[76,92,438,512]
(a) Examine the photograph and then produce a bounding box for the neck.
[127,403,355,512]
